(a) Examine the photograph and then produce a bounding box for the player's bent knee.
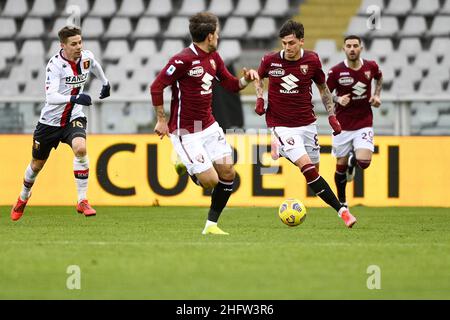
[31,159,46,172]
[357,159,371,169]
[201,178,219,190]
[73,146,87,157]
[219,167,236,182]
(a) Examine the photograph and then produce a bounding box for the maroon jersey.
[258,49,325,127]
[151,44,240,134]
[326,59,382,130]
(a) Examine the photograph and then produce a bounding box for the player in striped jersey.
[11,26,110,221]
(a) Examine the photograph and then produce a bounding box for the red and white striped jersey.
[40,49,108,127]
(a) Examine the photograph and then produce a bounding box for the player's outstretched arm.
[317,82,342,136]
[369,76,383,108]
[239,68,260,89]
[90,56,110,99]
[254,78,265,115]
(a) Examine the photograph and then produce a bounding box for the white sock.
[73,155,89,203]
[203,220,217,231]
[20,164,38,201]
[338,206,347,218]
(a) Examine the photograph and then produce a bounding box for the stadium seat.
[390,77,415,96]
[398,16,427,37]
[117,55,144,72]
[419,78,444,95]
[145,0,172,17]
[145,54,172,73]
[413,52,438,71]
[381,52,409,71]
[380,65,395,84]
[104,17,132,39]
[17,18,45,39]
[429,37,450,57]
[413,103,439,127]
[89,0,117,17]
[0,56,6,71]
[222,17,248,39]
[412,0,440,15]
[314,39,338,62]
[368,16,399,37]
[357,0,384,15]
[8,64,29,84]
[208,0,233,17]
[164,17,190,39]
[218,40,242,64]
[104,64,129,86]
[133,17,160,38]
[345,17,370,38]
[103,40,131,61]
[0,79,19,96]
[63,0,90,17]
[159,40,184,56]
[1,0,28,18]
[130,102,154,126]
[116,0,145,18]
[426,65,450,82]
[81,17,104,39]
[102,103,138,134]
[131,40,158,58]
[367,38,394,58]
[50,18,71,38]
[427,16,450,37]
[29,0,56,18]
[46,40,61,59]
[436,114,450,129]
[261,0,289,17]
[0,41,17,59]
[326,52,344,70]
[441,0,450,14]
[82,40,102,60]
[399,66,423,84]
[131,65,156,85]
[24,79,45,96]
[20,55,45,75]
[233,0,261,17]
[116,80,144,95]
[372,102,395,135]
[440,55,450,68]
[0,18,16,39]
[398,38,422,57]
[384,0,412,16]
[19,41,46,58]
[248,17,276,39]
[178,0,206,16]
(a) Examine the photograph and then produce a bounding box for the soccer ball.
[278,198,307,227]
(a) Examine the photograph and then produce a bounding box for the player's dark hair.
[279,20,304,39]
[189,12,219,43]
[58,26,82,43]
[344,35,362,44]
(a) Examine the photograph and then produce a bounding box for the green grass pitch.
[1,206,449,299]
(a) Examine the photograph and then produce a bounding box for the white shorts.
[332,127,375,158]
[170,122,232,175]
[271,123,320,164]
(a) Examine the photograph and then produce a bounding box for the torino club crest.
[300,65,308,75]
